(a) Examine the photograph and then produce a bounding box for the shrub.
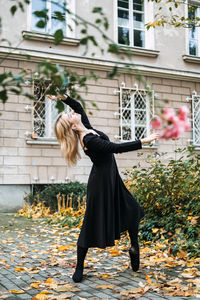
[24,181,87,212]
[124,146,200,257]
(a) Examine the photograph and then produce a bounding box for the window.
[33,81,69,139]
[29,0,75,37]
[116,83,154,141]
[117,0,154,49]
[188,2,200,56]
[189,92,200,146]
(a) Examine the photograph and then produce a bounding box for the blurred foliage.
[124,146,200,258]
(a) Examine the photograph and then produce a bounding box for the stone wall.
[0,58,199,210]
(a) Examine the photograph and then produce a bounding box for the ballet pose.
[49,94,159,282]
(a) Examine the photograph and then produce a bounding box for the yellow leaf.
[58,245,69,251]
[152,228,159,234]
[34,293,49,300]
[15,267,26,272]
[30,282,40,289]
[10,289,25,294]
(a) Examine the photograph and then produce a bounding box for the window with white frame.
[117,0,154,48]
[188,2,200,56]
[30,0,75,37]
[33,81,69,139]
[117,84,154,141]
[190,92,200,146]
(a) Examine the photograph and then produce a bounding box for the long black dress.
[62,96,145,249]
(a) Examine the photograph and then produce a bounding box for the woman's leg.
[128,225,140,272]
[72,245,88,282]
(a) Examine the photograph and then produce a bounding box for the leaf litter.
[0,216,199,299]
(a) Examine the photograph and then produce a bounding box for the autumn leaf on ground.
[120,285,151,299]
[49,294,74,299]
[53,283,80,293]
[9,289,25,294]
[96,284,115,290]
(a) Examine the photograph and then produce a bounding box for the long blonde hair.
[54,113,81,166]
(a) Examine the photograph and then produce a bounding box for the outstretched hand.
[141,133,160,144]
[46,94,66,100]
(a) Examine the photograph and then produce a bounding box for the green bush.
[24,181,87,212]
[124,146,200,258]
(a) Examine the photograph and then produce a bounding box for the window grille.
[187,91,200,146]
[114,82,154,141]
[117,0,145,47]
[32,81,69,139]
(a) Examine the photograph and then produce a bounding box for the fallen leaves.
[120,284,150,299]
[96,284,115,290]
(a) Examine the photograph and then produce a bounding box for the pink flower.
[178,105,189,121]
[183,119,190,131]
[151,116,162,129]
[163,108,176,122]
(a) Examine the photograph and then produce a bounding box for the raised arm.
[84,134,142,154]
[62,95,93,129]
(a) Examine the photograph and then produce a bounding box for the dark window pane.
[31,0,47,32]
[133,0,144,11]
[118,27,130,45]
[135,127,146,139]
[118,9,129,27]
[133,12,144,29]
[118,0,129,9]
[189,40,197,55]
[134,30,144,47]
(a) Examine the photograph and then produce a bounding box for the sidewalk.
[0,213,199,300]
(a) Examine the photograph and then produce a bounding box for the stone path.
[0,213,199,300]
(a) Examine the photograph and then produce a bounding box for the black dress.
[62,96,145,249]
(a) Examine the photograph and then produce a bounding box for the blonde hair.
[54,113,81,166]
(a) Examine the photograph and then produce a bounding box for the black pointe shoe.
[129,245,140,272]
[72,267,84,283]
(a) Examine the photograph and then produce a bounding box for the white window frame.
[186,0,200,56]
[114,0,155,49]
[187,91,200,147]
[114,82,154,142]
[32,81,69,140]
[27,0,75,38]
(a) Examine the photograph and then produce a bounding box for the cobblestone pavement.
[0,213,199,300]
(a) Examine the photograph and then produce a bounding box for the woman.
[49,94,159,283]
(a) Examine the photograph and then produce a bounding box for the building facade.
[0,0,200,211]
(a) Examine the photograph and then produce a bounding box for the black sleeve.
[61,95,93,129]
[84,134,142,153]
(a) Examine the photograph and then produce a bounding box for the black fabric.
[62,95,145,249]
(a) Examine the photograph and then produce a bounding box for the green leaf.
[0,90,8,103]
[107,66,119,78]
[53,11,65,22]
[56,99,65,113]
[54,29,64,45]
[10,5,17,15]
[0,73,7,83]
[19,2,24,12]
[92,7,103,14]
[33,9,48,18]
[36,20,46,28]
[81,28,87,34]
[80,37,88,45]
[108,43,120,54]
